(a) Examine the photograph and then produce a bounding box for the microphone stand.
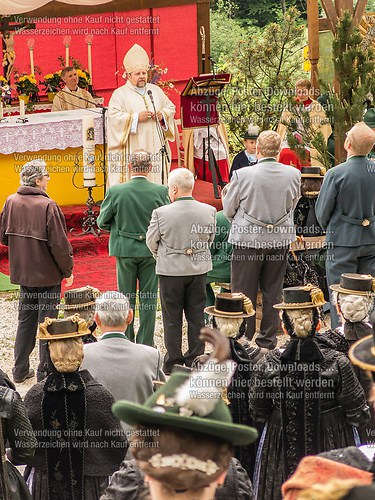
[148,90,169,185]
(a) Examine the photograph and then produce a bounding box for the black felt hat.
[59,285,100,310]
[205,292,255,318]
[330,273,375,296]
[301,166,326,178]
[242,124,260,140]
[274,285,326,310]
[37,314,91,340]
[349,312,375,371]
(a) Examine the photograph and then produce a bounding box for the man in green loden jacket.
[97,151,169,346]
[206,210,233,311]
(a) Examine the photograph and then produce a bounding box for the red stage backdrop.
[13,5,198,112]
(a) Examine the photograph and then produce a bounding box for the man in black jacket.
[0,160,74,383]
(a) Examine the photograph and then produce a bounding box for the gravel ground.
[0,291,331,399]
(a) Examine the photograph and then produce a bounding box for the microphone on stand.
[146,89,169,184]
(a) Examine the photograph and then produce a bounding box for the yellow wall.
[1,146,106,208]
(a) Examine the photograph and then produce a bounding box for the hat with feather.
[242,124,260,140]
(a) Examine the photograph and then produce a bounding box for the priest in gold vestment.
[52,67,95,111]
[107,44,176,186]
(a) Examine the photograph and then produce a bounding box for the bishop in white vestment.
[107,44,175,186]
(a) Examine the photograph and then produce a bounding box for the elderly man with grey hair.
[81,291,165,436]
[97,150,169,346]
[146,168,216,373]
[0,159,73,383]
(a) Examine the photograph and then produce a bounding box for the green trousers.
[116,256,158,346]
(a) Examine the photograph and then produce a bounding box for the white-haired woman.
[250,285,370,500]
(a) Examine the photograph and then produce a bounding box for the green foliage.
[210,9,248,64]
[283,102,333,170]
[321,11,375,160]
[217,7,306,153]
[211,0,307,28]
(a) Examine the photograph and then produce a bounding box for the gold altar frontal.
[0,109,105,208]
[1,146,105,208]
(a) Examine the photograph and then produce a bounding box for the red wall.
[13,4,198,114]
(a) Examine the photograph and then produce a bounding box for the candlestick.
[82,115,96,187]
[27,39,35,75]
[0,102,3,120]
[63,36,71,66]
[85,34,93,84]
[19,99,25,119]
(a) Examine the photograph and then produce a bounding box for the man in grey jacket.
[146,168,216,373]
[316,122,375,327]
[223,131,301,349]
[0,160,73,383]
[81,291,165,436]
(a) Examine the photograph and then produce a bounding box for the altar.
[0,109,105,208]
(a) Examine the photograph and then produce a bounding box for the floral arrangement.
[148,62,178,96]
[42,71,62,92]
[76,69,90,89]
[0,75,7,84]
[14,74,39,96]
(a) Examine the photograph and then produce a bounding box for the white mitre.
[123,44,149,77]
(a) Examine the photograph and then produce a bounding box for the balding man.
[316,122,375,327]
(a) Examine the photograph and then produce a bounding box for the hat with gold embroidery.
[123,43,149,76]
[274,284,326,310]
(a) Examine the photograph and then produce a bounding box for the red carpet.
[0,179,221,293]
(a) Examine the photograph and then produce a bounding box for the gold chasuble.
[51,86,96,111]
[107,80,175,186]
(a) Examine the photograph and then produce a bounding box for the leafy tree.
[323,11,375,162]
[211,0,307,28]
[210,0,248,64]
[217,7,306,153]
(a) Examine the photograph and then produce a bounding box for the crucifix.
[306,0,369,163]
[0,16,35,81]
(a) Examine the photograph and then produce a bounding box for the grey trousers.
[13,284,61,382]
[159,274,206,374]
[231,246,289,349]
[326,244,375,329]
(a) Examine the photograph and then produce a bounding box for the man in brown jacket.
[0,160,74,382]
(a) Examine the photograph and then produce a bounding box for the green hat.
[364,108,375,129]
[112,371,258,446]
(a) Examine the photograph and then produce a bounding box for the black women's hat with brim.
[301,166,326,178]
[59,285,100,310]
[330,273,375,296]
[205,292,255,318]
[349,311,375,371]
[112,371,258,446]
[274,284,326,310]
[37,314,91,341]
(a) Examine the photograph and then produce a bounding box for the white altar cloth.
[0,109,104,155]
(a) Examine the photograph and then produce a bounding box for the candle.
[27,39,35,75]
[82,115,96,187]
[0,102,3,120]
[19,99,25,119]
[85,35,93,84]
[63,36,71,66]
